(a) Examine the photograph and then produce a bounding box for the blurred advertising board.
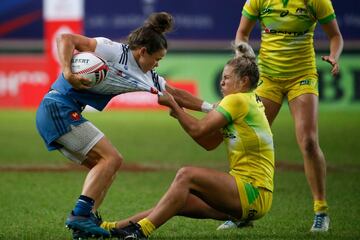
[0,53,359,108]
[156,53,360,106]
[1,0,360,41]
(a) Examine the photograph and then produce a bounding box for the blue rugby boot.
[66,211,110,239]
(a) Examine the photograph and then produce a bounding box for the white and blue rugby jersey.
[51,37,167,111]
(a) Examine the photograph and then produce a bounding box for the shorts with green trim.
[256,74,319,104]
[232,175,273,221]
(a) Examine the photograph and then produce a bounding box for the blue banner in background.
[84,0,360,41]
[84,0,242,40]
[0,0,43,39]
[0,0,359,41]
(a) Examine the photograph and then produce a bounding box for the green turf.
[0,107,359,166]
[0,108,359,239]
[0,171,359,239]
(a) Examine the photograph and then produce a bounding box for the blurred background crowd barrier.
[0,0,359,109]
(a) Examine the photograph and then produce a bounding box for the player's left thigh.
[176,167,242,218]
[56,121,104,165]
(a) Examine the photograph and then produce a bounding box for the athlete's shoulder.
[307,0,335,23]
[220,93,247,111]
[94,37,126,62]
[243,0,270,18]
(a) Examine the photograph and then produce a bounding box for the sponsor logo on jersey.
[280,10,289,17]
[261,8,272,15]
[300,79,311,86]
[222,127,236,139]
[264,27,309,36]
[295,8,307,14]
[70,112,81,121]
[255,94,262,103]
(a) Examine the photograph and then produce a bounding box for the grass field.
[0,107,359,239]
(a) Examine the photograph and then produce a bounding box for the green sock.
[314,200,328,214]
[138,218,156,237]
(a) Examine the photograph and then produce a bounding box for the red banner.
[0,55,50,108]
[0,54,198,109]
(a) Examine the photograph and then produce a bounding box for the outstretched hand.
[158,91,177,108]
[158,91,180,118]
[321,55,339,76]
[235,41,256,59]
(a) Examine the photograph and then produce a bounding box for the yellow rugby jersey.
[242,0,336,77]
[216,92,274,192]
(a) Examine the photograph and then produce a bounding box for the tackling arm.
[159,92,225,150]
[165,84,214,113]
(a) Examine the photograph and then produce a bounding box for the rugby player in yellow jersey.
[106,47,274,239]
[218,0,343,232]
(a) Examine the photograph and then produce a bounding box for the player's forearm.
[57,34,76,78]
[193,131,223,151]
[329,34,343,61]
[171,88,213,112]
[235,30,249,44]
[171,104,204,139]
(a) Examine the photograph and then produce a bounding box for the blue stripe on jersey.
[119,44,129,65]
[151,70,161,91]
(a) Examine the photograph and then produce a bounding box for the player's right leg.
[35,95,121,238]
[56,122,123,238]
[288,93,329,232]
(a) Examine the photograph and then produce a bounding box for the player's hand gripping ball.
[71,52,109,87]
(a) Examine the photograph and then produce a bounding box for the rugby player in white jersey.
[36,12,214,239]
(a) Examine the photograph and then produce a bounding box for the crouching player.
[107,48,275,239]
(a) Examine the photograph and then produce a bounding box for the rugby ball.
[71,52,109,86]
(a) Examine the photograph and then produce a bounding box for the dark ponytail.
[127,12,174,54]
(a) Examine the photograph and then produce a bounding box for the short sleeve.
[311,0,336,24]
[242,0,260,20]
[94,37,122,63]
[216,94,248,123]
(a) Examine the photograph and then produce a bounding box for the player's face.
[139,48,167,73]
[220,65,240,96]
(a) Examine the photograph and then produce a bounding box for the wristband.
[201,101,214,113]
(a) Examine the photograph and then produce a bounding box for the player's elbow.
[188,125,207,139]
[56,33,74,46]
[202,144,217,151]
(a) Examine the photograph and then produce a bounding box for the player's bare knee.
[174,167,195,185]
[300,136,320,157]
[110,153,123,171]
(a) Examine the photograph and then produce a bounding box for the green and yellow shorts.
[232,175,273,221]
[256,74,319,104]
